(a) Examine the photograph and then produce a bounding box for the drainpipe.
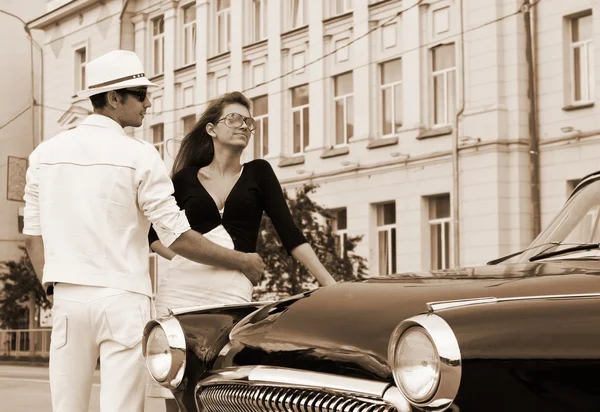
[119,0,131,49]
[524,0,541,237]
[451,0,466,268]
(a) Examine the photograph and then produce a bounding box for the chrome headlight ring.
[388,314,461,411]
[142,316,187,390]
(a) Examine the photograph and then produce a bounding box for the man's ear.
[106,90,121,109]
[206,123,216,138]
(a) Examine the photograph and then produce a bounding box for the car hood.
[228,261,600,380]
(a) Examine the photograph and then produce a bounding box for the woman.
[147,91,336,410]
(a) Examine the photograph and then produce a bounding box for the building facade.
[27,0,600,278]
[0,0,45,263]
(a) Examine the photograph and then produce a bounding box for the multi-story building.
[27,0,600,279]
[0,0,45,263]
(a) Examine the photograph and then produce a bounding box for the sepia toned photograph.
[0,0,598,411]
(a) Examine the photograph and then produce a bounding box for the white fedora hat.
[77,50,158,98]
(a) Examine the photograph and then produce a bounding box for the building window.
[331,208,348,257]
[152,16,165,75]
[569,12,594,104]
[183,115,196,136]
[217,75,228,96]
[292,85,309,154]
[431,43,456,126]
[334,72,354,146]
[328,0,352,17]
[216,0,231,55]
[381,59,402,137]
[183,4,197,65]
[75,47,87,92]
[428,194,451,270]
[250,0,268,43]
[252,95,269,158]
[173,115,196,157]
[377,202,396,276]
[285,0,307,31]
[152,123,165,159]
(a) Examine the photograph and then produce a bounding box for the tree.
[255,183,368,300]
[0,246,50,329]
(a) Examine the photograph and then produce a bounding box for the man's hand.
[241,253,265,286]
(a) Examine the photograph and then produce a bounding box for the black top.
[148,159,307,254]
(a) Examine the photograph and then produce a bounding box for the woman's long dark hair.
[171,91,252,176]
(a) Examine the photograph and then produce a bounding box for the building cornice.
[27,0,99,30]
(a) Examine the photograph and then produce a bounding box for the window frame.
[333,72,354,147]
[152,123,165,159]
[152,16,165,76]
[380,58,403,138]
[328,0,352,18]
[250,0,268,44]
[428,194,452,270]
[569,12,594,105]
[74,46,87,93]
[291,85,310,155]
[284,0,308,32]
[215,0,232,55]
[290,84,310,156]
[331,208,348,258]
[431,43,456,127]
[182,3,197,66]
[376,202,397,276]
[252,95,269,158]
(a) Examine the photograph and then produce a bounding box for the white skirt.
[147,224,253,399]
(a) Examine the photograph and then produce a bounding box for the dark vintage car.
[143,171,600,412]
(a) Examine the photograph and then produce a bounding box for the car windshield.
[508,177,600,263]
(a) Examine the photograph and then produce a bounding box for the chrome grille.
[198,383,397,412]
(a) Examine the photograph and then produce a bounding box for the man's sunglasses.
[120,88,148,102]
[216,113,256,132]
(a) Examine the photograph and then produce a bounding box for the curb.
[0,360,49,367]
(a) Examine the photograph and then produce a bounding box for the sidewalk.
[0,363,164,412]
[0,363,100,384]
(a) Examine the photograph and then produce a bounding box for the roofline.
[27,0,102,30]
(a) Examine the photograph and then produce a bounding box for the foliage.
[0,246,50,329]
[255,183,368,300]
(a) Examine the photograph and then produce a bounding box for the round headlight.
[393,327,440,402]
[146,326,172,382]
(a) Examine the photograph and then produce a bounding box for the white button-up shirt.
[23,114,191,297]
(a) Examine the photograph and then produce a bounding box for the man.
[22,50,264,412]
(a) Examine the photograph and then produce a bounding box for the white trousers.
[50,283,151,412]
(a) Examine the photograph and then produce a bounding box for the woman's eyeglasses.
[120,88,148,102]
[216,113,256,132]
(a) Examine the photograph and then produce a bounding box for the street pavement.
[0,363,166,412]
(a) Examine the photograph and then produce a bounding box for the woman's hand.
[241,253,265,285]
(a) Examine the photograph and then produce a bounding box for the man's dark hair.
[90,92,108,110]
[90,90,128,110]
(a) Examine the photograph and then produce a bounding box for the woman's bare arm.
[291,243,337,286]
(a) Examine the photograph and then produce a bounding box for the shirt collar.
[79,114,127,135]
